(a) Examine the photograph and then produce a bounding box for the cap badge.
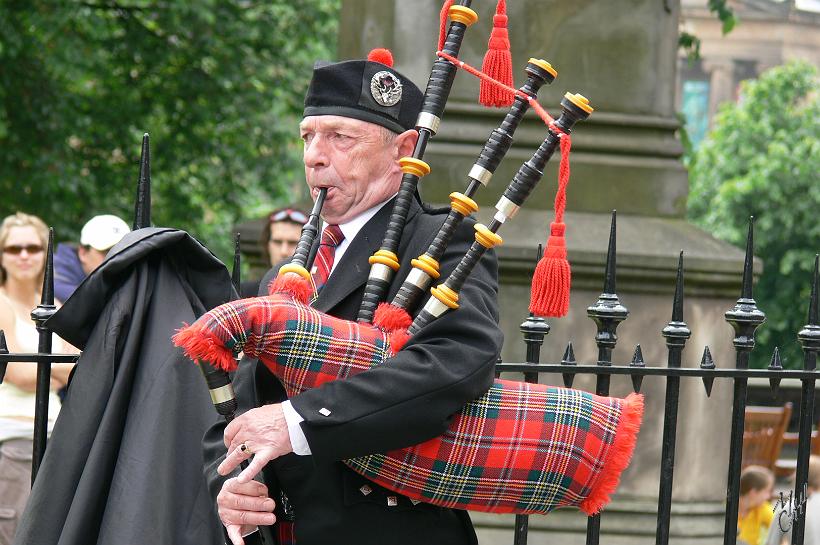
[370,71,403,107]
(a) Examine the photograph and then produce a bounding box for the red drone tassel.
[438,0,456,51]
[479,0,514,107]
[530,134,573,317]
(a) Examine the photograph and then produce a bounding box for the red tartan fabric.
[175,293,643,515]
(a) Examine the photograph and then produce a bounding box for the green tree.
[688,61,820,368]
[0,0,339,261]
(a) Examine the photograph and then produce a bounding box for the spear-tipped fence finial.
[133,133,152,230]
[587,210,628,365]
[0,330,7,384]
[700,346,715,397]
[40,228,55,307]
[797,255,820,369]
[672,251,684,323]
[724,217,765,354]
[561,342,576,388]
[630,345,645,393]
[604,210,617,294]
[807,255,819,327]
[741,216,755,300]
[662,251,691,350]
[231,233,242,297]
[767,347,783,398]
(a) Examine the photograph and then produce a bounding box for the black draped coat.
[13,228,231,545]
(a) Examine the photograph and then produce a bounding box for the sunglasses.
[3,244,44,255]
[269,209,308,224]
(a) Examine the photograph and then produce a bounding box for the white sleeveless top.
[0,313,63,442]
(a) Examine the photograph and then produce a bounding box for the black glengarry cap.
[304,48,423,134]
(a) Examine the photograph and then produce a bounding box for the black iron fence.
[1,137,818,545]
[495,213,820,545]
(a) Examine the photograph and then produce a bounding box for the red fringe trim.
[579,392,644,515]
[268,273,313,304]
[373,303,412,352]
[172,325,239,372]
[373,303,412,332]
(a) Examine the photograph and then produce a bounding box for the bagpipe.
[175,0,643,516]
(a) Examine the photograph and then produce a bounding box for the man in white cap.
[54,214,130,302]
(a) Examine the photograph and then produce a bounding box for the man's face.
[299,115,407,224]
[267,221,302,266]
[77,246,108,275]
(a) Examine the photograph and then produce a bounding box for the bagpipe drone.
[175,0,643,516]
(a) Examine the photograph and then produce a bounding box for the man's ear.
[394,129,418,159]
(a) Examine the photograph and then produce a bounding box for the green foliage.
[0,0,339,262]
[688,61,820,368]
[679,0,736,61]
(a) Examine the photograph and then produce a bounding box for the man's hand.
[217,477,276,545]
[219,403,294,483]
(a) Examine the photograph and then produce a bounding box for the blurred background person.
[240,207,307,297]
[738,465,776,545]
[53,214,130,302]
[0,212,76,544]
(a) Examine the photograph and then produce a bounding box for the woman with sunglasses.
[0,212,75,544]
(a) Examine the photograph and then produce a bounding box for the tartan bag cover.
[175,290,643,515]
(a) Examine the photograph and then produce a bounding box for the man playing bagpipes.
[188,4,643,544]
[200,51,505,545]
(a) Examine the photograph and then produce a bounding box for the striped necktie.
[312,225,344,292]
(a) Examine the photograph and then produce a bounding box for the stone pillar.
[339,1,751,542]
[702,58,735,121]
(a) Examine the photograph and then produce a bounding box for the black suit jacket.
[203,197,503,545]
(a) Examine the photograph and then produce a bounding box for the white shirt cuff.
[281,400,311,455]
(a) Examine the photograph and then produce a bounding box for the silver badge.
[370,70,402,107]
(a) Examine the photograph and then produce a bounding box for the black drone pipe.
[357,0,477,323]
[391,58,558,314]
[409,92,592,334]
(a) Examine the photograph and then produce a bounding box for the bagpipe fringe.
[174,292,643,515]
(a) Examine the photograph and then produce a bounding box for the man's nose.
[303,135,328,168]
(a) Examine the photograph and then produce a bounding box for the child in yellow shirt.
[738,465,775,545]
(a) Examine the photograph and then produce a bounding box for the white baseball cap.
[80,215,131,251]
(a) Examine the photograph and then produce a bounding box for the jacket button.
[359,485,372,496]
[387,496,398,507]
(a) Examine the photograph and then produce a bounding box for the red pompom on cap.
[367,48,394,68]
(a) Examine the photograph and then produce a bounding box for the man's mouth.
[312,186,334,198]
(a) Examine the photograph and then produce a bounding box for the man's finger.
[226,524,245,545]
[220,507,277,527]
[223,477,268,497]
[224,417,241,448]
[226,492,275,513]
[218,444,252,476]
[235,453,271,484]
